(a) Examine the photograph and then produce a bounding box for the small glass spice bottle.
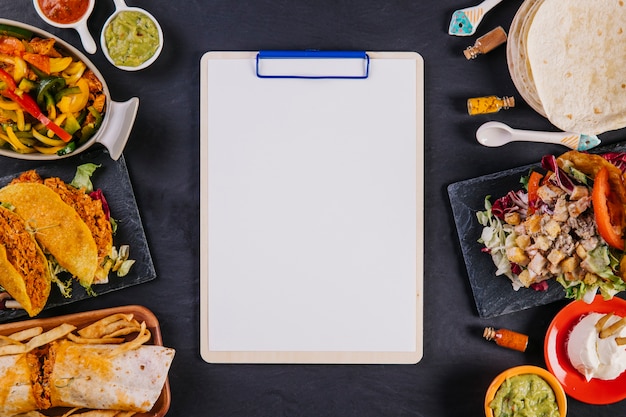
[467,95,515,116]
[483,327,528,352]
[464,26,508,60]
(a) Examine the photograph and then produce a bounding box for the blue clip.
[256,50,370,79]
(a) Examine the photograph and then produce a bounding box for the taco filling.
[0,182,98,287]
[0,205,51,316]
[11,170,114,284]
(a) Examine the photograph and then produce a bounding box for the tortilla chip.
[0,183,98,287]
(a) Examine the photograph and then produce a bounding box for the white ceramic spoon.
[476,121,601,151]
[448,0,504,36]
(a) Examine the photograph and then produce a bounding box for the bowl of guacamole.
[101,6,163,71]
[485,365,567,417]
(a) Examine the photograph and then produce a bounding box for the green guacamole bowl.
[485,365,567,417]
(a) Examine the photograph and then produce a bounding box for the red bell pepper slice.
[0,68,71,142]
[592,166,625,250]
[527,171,544,215]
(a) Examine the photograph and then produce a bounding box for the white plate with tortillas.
[508,0,626,135]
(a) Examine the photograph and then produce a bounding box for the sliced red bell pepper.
[0,68,71,142]
[592,166,625,250]
[527,171,544,215]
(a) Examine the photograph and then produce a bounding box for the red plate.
[544,295,626,405]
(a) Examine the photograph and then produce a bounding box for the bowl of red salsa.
[33,0,97,54]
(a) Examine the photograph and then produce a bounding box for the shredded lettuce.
[477,196,523,290]
[0,202,14,210]
[49,259,72,298]
[70,163,101,193]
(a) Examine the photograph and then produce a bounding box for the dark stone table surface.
[1,1,625,416]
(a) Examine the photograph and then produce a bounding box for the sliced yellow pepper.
[13,56,27,82]
[15,109,24,131]
[50,57,73,74]
[0,98,19,110]
[4,126,30,152]
[57,78,89,114]
[32,128,65,147]
[47,100,57,121]
[47,114,68,138]
[62,61,86,85]
[34,143,67,154]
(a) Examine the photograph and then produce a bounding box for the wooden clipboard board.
[200,51,424,364]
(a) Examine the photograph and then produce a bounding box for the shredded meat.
[43,177,112,260]
[11,170,113,273]
[0,207,49,310]
[11,170,44,184]
[28,346,52,409]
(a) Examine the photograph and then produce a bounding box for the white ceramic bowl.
[0,19,138,161]
[32,0,97,54]
[100,0,163,71]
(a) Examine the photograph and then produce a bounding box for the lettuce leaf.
[70,163,101,193]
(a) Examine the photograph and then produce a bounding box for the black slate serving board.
[0,149,155,322]
[448,142,626,318]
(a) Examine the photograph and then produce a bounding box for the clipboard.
[200,51,424,364]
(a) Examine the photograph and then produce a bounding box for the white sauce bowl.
[32,0,97,54]
[100,0,163,71]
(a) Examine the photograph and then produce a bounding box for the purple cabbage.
[541,155,576,193]
[602,152,626,174]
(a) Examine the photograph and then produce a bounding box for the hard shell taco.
[0,205,52,317]
[0,182,98,287]
[10,170,114,284]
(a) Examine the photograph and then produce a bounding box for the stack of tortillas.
[507,0,626,135]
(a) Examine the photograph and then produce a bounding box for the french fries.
[0,313,151,357]
[600,317,626,339]
[595,312,614,332]
[78,313,138,338]
[60,407,138,417]
[109,320,151,357]
[596,312,626,344]
[0,326,43,346]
